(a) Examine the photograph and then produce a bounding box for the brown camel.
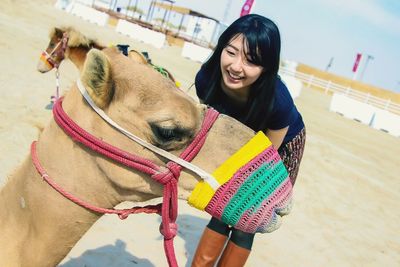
[37,26,178,85]
[36,26,106,73]
[0,47,255,267]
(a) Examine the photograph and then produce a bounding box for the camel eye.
[150,123,185,143]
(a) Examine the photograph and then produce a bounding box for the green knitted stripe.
[240,163,288,216]
[221,162,287,226]
[221,161,288,226]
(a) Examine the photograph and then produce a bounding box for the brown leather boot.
[217,241,251,267]
[191,228,229,267]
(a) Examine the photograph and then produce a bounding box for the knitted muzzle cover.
[188,131,293,233]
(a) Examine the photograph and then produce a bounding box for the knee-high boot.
[191,228,229,267]
[217,241,251,267]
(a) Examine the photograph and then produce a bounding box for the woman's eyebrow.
[226,43,239,51]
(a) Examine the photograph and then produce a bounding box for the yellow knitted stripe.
[187,131,272,210]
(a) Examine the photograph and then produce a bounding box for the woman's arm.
[265,126,289,150]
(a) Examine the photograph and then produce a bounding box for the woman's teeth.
[229,72,243,80]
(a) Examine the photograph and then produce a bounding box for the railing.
[279,67,400,115]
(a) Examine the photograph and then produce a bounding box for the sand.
[1,1,399,266]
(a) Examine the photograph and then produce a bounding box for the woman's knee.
[229,229,255,250]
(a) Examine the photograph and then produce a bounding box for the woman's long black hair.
[201,14,281,131]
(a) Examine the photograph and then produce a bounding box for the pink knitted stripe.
[206,146,278,218]
[240,179,292,233]
[252,180,292,233]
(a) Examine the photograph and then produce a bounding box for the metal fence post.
[365,93,370,104]
[307,75,314,88]
[384,99,391,110]
[325,81,331,94]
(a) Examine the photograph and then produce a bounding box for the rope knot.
[159,222,178,240]
[151,162,182,185]
[166,162,182,180]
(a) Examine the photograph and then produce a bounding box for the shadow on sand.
[59,214,209,266]
[59,239,154,267]
[177,214,209,267]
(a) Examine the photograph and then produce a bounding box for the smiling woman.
[191,14,306,267]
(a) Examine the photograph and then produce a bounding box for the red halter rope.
[31,97,219,267]
[41,32,69,69]
[40,32,68,107]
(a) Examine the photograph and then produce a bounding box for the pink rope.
[32,97,219,267]
[52,98,161,175]
[31,141,161,218]
[44,32,68,69]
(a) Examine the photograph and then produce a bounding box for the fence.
[279,67,400,115]
[280,67,400,137]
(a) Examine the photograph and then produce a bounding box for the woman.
[191,14,306,267]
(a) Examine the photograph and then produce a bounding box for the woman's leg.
[217,229,254,267]
[191,217,231,267]
[229,229,255,250]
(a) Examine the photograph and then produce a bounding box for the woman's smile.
[227,70,245,82]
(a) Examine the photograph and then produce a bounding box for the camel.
[1,47,256,267]
[37,26,178,85]
[37,26,106,73]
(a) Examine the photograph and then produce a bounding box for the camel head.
[57,46,206,200]
[80,47,201,151]
[55,46,255,201]
[36,26,105,72]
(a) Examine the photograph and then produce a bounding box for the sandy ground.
[1,1,399,266]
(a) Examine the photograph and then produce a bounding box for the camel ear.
[52,27,64,39]
[128,50,148,64]
[80,49,113,108]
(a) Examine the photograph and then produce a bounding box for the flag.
[352,53,362,73]
[240,0,255,17]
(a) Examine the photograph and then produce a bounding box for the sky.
[163,0,400,92]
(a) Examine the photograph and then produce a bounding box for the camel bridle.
[40,32,69,69]
[31,80,220,267]
[39,32,69,104]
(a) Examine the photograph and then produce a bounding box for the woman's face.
[220,34,264,97]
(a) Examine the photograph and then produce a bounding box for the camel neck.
[67,46,91,71]
[0,155,101,267]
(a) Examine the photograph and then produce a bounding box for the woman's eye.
[226,49,235,56]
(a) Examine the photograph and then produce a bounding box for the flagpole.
[222,0,232,24]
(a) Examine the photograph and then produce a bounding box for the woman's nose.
[230,56,244,72]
